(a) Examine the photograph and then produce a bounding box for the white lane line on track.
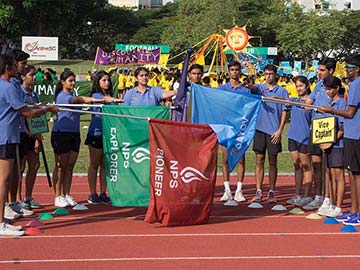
[2,232,359,239]
[19,215,319,220]
[1,255,360,264]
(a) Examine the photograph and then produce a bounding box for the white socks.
[224,182,243,192]
[224,181,230,192]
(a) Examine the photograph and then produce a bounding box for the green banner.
[102,105,170,207]
[115,43,170,54]
[33,75,119,103]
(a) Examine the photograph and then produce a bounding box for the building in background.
[292,0,359,11]
[108,0,178,9]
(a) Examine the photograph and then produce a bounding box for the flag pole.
[262,96,322,110]
[172,48,194,121]
[47,106,150,120]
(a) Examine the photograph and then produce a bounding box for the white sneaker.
[4,204,22,220]
[11,202,34,217]
[303,197,323,210]
[65,195,77,206]
[234,191,246,202]
[220,190,232,202]
[0,222,25,236]
[317,204,330,216]
[326,207,342,218]
[4,222,22,231]
[54,196,70,207]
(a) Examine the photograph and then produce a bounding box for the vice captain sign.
[312,116,336,144]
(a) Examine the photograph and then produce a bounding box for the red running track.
[1,175,359,270]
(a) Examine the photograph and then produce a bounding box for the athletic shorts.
[0,144,17,159]
[19,132,36,159]
[307,129,322,156]
[51,132,81,154]
[253,130,282,155]
[344,138,360,172]
[324,147,344,168]
[84,134,103,149]
[288,139,308,154]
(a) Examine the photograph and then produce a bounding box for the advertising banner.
[22,36,58,61]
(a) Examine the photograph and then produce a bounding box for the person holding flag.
[17,65,44,210]
[86,70,122,204]
[247,64,289,203]
[123,67,176,106]
[51,70,105,208]
[303,58,336,210]
[322,54,360,225]
[0,53,58,236]
[285,76,313,207]
[218,61,251,202]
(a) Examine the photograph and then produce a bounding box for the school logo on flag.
[145,119,218,226]
[180,167,209,183]
[131,147,150,163]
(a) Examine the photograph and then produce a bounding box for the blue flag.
[191,84,261,171]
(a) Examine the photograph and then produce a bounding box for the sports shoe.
[335,211,355,222]
[64,195,77,206]
[234,191,246,202]
[286,195,301,205]
[25,198,42,209]
[4,222,22,231]
[220,190,233,202]
[268,190,277,203]
[0,222,25,236]
[326,207,342,218]
[251,190,263,203]
[54,196,70,207]
[4,204,22,220]
[88,193,101,204]
[11,202,34,217]
[303,197,323,210]
[343,213,360,226]
[19,201,30,210]
[295,196,313,207]
[316,204,330,216]
[99,192,111,204]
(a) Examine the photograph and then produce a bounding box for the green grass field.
[37,114,294,175]
[28,60,105,75]
[28,59,294,175]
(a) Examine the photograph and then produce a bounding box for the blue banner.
[191,84,261,171]
[293,61,302,72]
[279,61,292,75]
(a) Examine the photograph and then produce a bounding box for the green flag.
[102,105,170,206]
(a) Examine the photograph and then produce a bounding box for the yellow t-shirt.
[117,74,126,90]
[126,75,135,88]
[286,81,298,98]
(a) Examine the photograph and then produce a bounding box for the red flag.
[145,119,218,226]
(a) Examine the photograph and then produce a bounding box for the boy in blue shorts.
[248,65,289,203]
[304,58,336,210]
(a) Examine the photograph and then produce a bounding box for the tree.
[335,9,360,59]
[265,0,346,67]
[130,3,178,44]
[160,0,277,57]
